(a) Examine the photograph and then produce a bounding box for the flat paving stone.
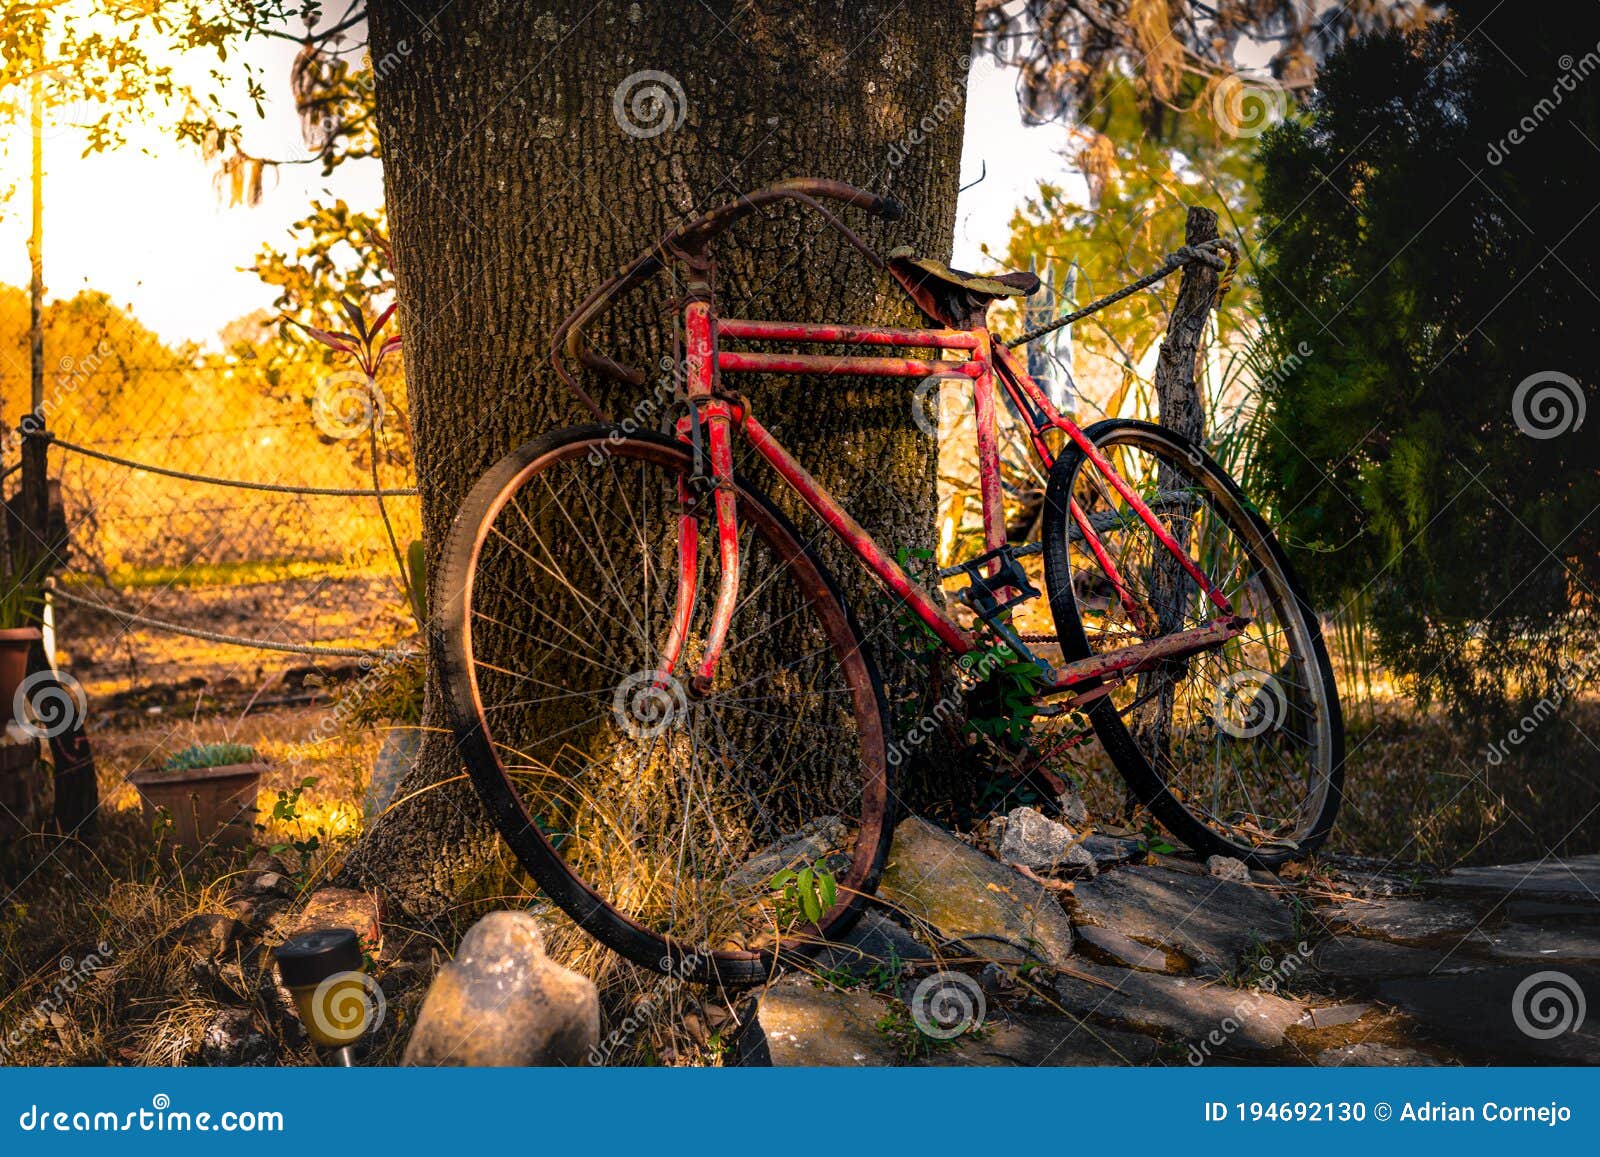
[1322,897,1482,945]
[877,816,1076,968]
[1314,1042,1441,1067]
[1297,1002,1372,1030]
[1424,855,1600,905]
[1053,959,1307,1052]
[1472,923,1600,964]
[811,911,933,984]
[737,978,901,1066]
[1070,865,1297,973]
[739,977,1157,1066]
[1074,923,1174,973]
[1377,966,1600,1063]
[1310,936,1481,987]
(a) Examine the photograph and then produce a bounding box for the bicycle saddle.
[887,245,1042,327]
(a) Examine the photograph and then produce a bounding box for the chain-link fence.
[14,331,418,709]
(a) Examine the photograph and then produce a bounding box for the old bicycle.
[437,178,1343,983]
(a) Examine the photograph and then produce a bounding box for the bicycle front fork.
[656,300,741,698]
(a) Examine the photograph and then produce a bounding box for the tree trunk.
[1153,206,1218,445]
[340,0,975,920]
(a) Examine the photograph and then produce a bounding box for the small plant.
[769,859,838,926]
[260,776,326,890]
[162,742,258,772]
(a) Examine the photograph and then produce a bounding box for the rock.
[1208,855,1250,882]
[198,1008,274,1066]
[992,807,1095,875]
[172,913,242,961]
[1297,1002,1372,1029]
[1053,960,1308,1054]
[1424,855,1600,905]
[1323,897,1481,944]
[1310,936,1481,986]
[933,1014,1158,1066]
[1057,791,1090,829]
[876,816,1076,968]
[1084,833,1148,869]
[1314,1042,1440,1066]
[1074,924,1173,973]
[403,912,599,1067]
[738,976,1155,1067]
[289,887,384,953]
[980,962,1012,994]
[1473,923,1600,964]
[737,977,902,1066]
[1377,966,1600,1063]
[728,816,848,891]
[1070,865,1296,974]
[811,911,930,986]
[246,851,287,875]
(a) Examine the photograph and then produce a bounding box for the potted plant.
[129,742,266,848]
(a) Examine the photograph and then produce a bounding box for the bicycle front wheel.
[1042,419,1343,866]
[437,426,893,985]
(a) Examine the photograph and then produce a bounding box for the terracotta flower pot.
[0,627,42,727]
[128,762,265,848]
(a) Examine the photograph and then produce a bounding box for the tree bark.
[340,0,975,920]
[1153,206,1219,445]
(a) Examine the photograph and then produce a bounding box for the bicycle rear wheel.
[1042,419,1343,866]
[437,425,893,985]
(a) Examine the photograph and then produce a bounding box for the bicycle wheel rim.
[1043,419,1343,863]
[438,427,892,983]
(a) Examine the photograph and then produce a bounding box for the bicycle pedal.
[945,544,1042,620]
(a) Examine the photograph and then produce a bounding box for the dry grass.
[4,690,1596,1066]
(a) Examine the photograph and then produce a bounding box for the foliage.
[162,741,258,772]
[768,859,838,926]
[1253,5,1600,717]
[261,775,324,889]
[974,1,1434,129]
[336,649,424,728]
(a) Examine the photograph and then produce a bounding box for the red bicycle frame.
[551,178,1246,709]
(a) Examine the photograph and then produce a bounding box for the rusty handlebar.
[551,178,904,419]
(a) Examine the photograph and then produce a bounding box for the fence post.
[1154,206,1222,442]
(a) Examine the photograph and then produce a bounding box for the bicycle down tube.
[647,306,1247,703]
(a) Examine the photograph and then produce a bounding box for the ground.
[2,673,1598,1066]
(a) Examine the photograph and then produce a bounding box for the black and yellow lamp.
[273,928,383,1067]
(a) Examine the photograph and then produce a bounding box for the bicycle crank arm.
[1044,616,1251,697]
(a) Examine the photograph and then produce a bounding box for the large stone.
[1070,865,1296,973]
[198,1007,275,1067]
[1376,966,1600,1063]
[403,911,599,1067]
[1472,923,1600,964]
[737,977,903,1066]
[728,816,849,891]
[1314,1042,1440,1067]
[1310,936,1482,987]
[1085,834,1148,869]
[737,976,1156,1067]
[1322,897,1481,945]
[811,911,932,985]
[1053,960,1307,1054]
[289,887,384,953]
[1424,856,1600,905]
[877,816,1076,968]
[991,807,1096,875]
[1074,924,1173,973]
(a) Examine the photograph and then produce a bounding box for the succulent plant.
[162,742,259,772]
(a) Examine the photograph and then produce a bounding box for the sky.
[0,40,1081,348]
